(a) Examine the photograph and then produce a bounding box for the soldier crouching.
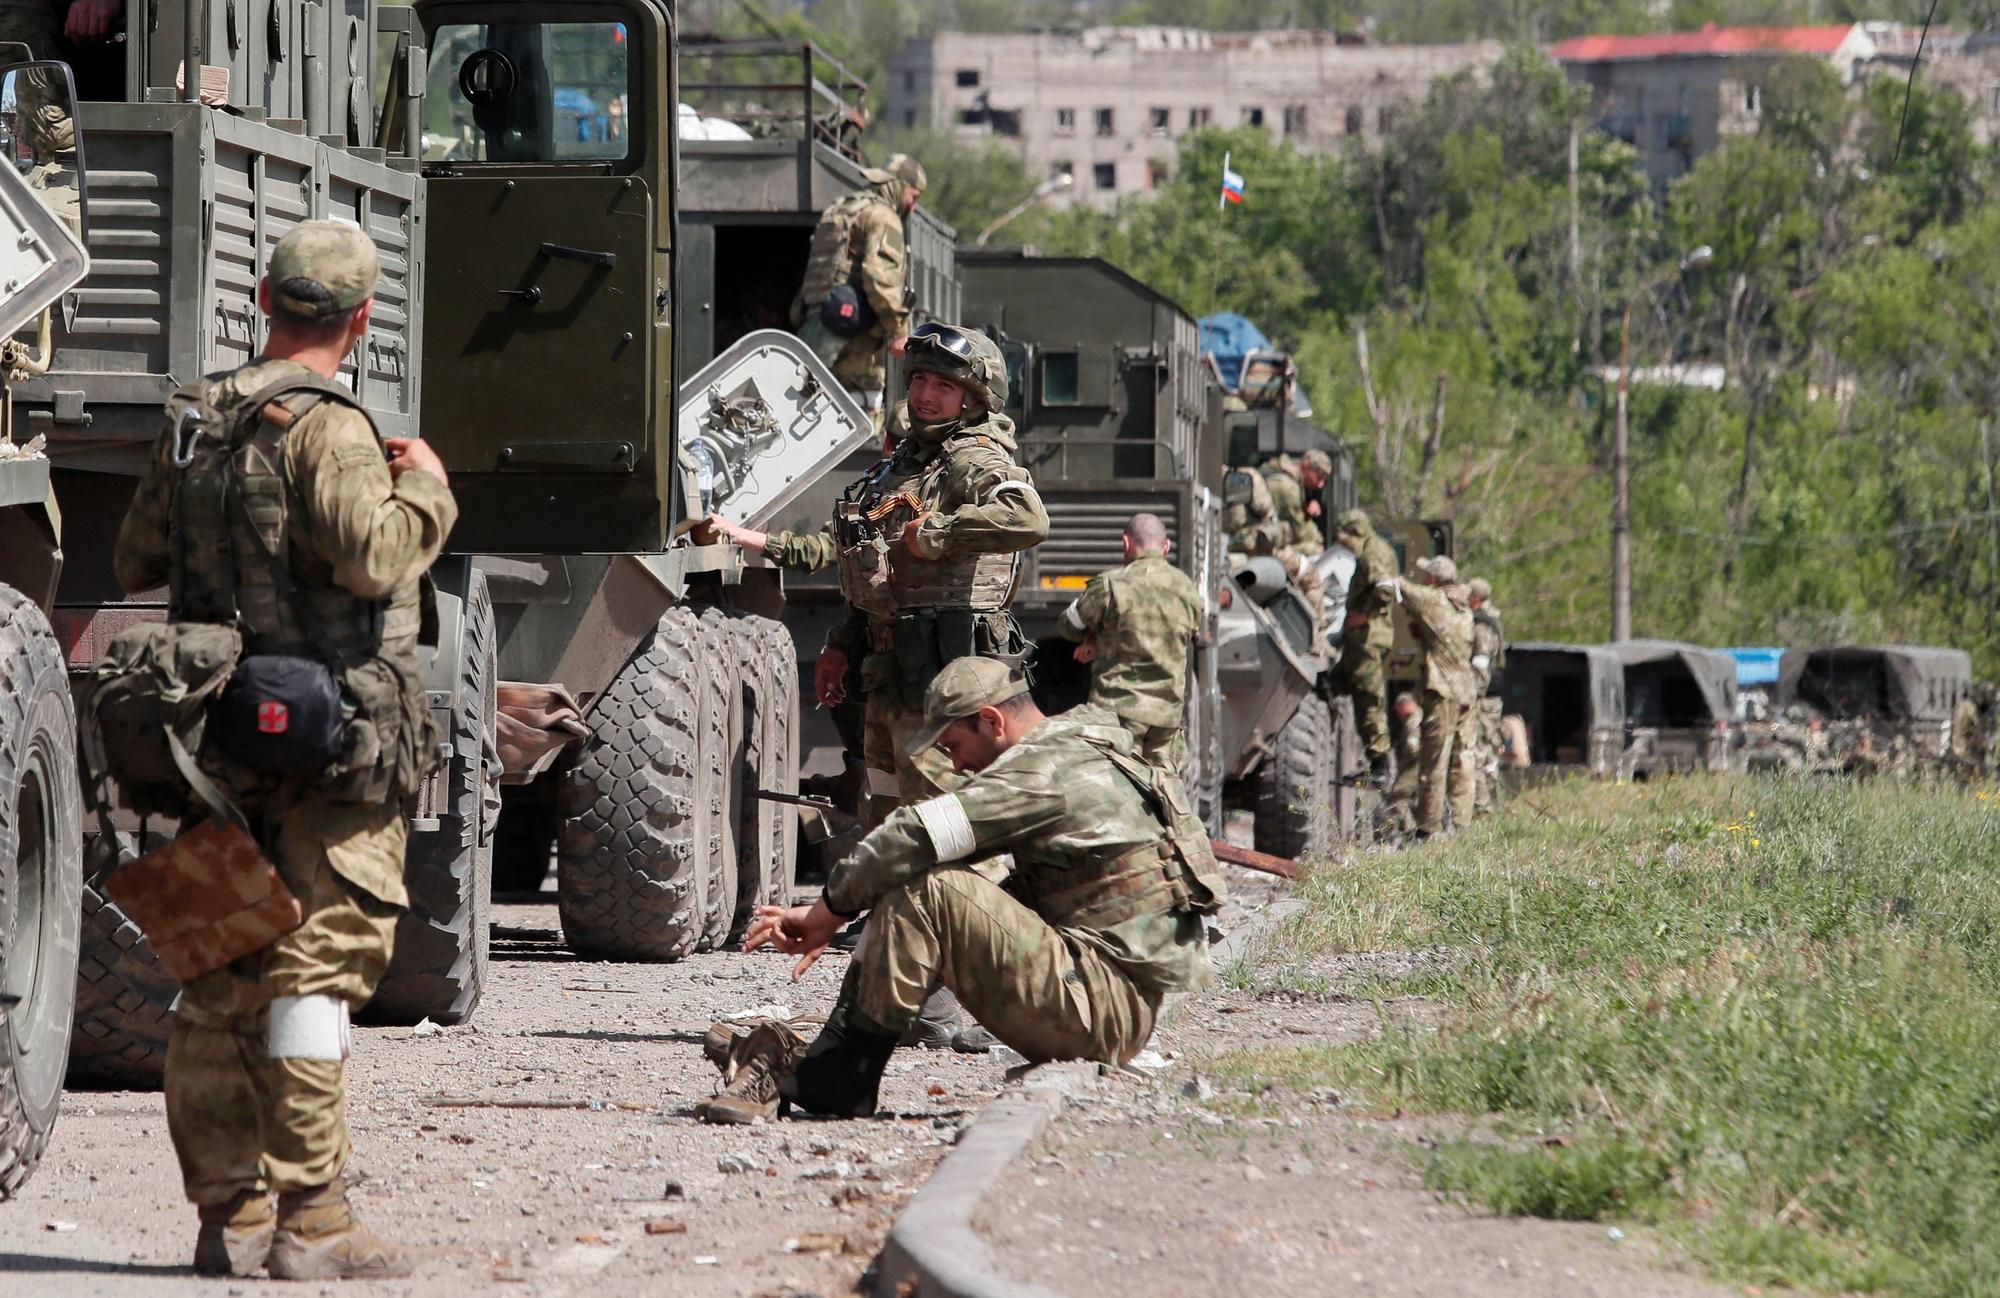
[697,658,1225,1122]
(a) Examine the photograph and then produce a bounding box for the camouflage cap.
[1301,449,1333,476]
[904,322,1009,412]
[268,219,379,320]
[1334,507,1372,536]
[1468,577,1491,601]
[905,657,1030,756]
[885,152,927,192]
[1416,555,1458,583]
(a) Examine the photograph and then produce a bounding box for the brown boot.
[695,1021,808,1124]
[266,1183,413,1281]
[193,1190,275,1277]
[702,1013,826,1074]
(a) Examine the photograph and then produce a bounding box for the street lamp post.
[1611,244,1710,642]
[975,172,1074,246]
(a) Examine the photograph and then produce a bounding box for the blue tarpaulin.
[1199,313,1312,416]
[1721,647,1785,687]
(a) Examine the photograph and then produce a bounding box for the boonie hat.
[269,219,379,319]
[905,657,1029,756]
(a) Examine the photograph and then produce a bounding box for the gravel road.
[0,902,1006,1297]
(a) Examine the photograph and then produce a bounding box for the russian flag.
[1220,151,1244,207]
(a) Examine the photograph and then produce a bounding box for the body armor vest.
[800,190,888,308]
[833,437,1020,620]
[168,374,413,663]
[1017,729,1226,937]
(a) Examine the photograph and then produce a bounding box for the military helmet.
[904,322,1008,412]
[1468,577,1491,601]
[885,152,928,193]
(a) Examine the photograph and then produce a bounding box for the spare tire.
[66,833,175,1090]
[367,570,496,1025]
[1251,694,1334,861]
[556,608,706,961]
[0,588,82,1201]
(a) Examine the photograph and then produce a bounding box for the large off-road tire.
[725,613,799,935]
[1252,694,1335,861]
[0,588,83,1201]
[556,608,705,961]
[367,571,496,1025]
[66,833,175,1091]
[693,609,740,953]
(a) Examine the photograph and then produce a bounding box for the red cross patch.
[257,701,290,734]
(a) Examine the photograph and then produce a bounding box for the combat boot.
[266,1183,413,1281]
[950,1021,998,1055]
[697,1020,809,1124]
[780,1017,899,1118]
[702,1013,826,1074]
[898,985,963,1049]
[192,1190,275,1277]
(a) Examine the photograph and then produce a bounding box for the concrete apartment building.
[1551,23,1881,196]
[884,28,1502,209]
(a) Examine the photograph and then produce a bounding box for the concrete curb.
[873,892,1294,1298]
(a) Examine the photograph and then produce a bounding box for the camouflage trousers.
[797,317,887,434]
[862,691,960,826]
[1334,639,1391,763]
[843,866,1160,1066]
[165,801,403,1208]
[1417,690,1478,835]
[1472,696,1504,817]
[1117,715,1188,775]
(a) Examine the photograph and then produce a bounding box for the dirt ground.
[0,901,1005,1298]
[978,982,1743,1298]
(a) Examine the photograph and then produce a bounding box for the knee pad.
[267,995,350,1062]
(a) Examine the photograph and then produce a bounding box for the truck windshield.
[426,21,631,165]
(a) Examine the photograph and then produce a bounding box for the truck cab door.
[415,0,675,554]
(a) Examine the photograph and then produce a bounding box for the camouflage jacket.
[826,411,1047,684]
[1262,462,1323,557]
[1397,579,1477,706]
[1344,522,1399,651]
[113,357,456,903]
[766,403,913,573]
[1060,551,1202,731]
[825,705,1221,996]
[797,173,909,335]
[1471,607,1504,694]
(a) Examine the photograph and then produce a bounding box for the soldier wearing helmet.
[792,152,927,433]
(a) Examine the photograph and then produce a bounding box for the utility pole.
[1612,302,1632,643]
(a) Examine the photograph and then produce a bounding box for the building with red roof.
[1553,22,1880,197]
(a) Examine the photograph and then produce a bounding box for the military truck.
[0,99,93,1198]
[0,11,915,1095]
[1610,640,1736,778]
[1772,645,1972,761]
[1499,642,1626,777]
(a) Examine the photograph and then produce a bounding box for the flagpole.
[1209,150,1227,314]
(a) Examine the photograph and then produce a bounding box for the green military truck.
[0,8,919,1106]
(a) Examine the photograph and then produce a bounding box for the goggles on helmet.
[908,321,980,360]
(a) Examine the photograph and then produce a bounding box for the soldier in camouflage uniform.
[1393,557,1476,838]
[113,222,453,1280]
[1223,460,1324,626]
[1948,682,1997,780]
[1263,449,1331,555]
[1380,692,1423,841]
[793,153,926,431]
[1058,511,1202,771]
[1467,577,1504,818]
[697,658,1224,1123]
[1332,509,1399,787]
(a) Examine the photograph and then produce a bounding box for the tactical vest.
[168,373,413,661]
[1017,729,1226,937]
[800,190,889,308]
[833,436,1019,619]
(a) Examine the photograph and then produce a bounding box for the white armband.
[1472,654,1491,672]
[985,480,1038,508]
[268,995,350,1062]
[1060,601,1088,636]
[913,794,977,863]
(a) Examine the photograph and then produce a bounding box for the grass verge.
[1214,774,2000,1296]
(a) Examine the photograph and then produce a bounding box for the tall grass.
[1226,776,2000,1295]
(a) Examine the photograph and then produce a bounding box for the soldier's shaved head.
[1125,513,1168,551]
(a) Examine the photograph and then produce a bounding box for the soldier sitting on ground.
[696,658,1225,1124]
[1059,511,1202,771]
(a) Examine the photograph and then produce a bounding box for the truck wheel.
[694,610,740,953]
[1327,694,1367,845]
[368,570,496,1025]
[556,608,705,961]
[726,614,798,935]
[0,590,82,1200]
[66,834,174,1090]
[1252,694,1334,861]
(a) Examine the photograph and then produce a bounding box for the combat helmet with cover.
[902,322,1008,414]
